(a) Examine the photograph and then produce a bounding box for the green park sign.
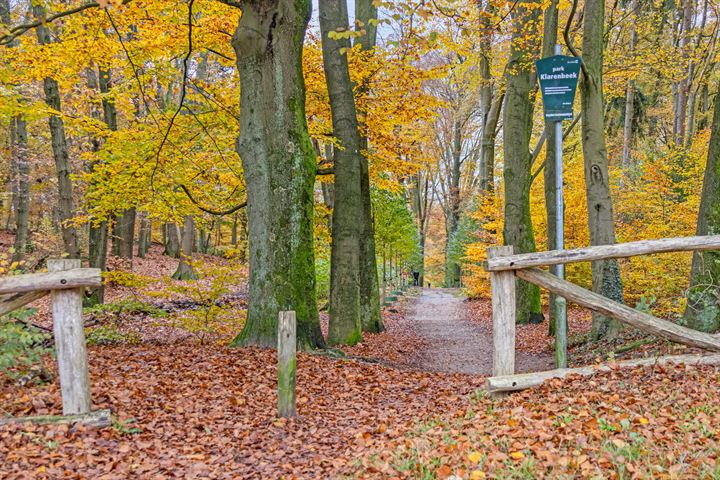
[536,55,582,121]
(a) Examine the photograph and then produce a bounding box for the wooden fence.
[0,259,110,427]
[485,235,720,392]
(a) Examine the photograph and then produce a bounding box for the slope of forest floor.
[2,240,719,478]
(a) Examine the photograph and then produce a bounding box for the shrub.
[0,308,51,380]
[86,325,141,346]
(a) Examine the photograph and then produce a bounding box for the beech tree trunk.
[34,5,79,259]
[503,0,543,324]
[320,0,363,345]
[684,84,720,332]
[444,120,463,288]
[622,0,639,170]
[355,0,383,334]
[86,67,116,305]
[164,223,180,258]
[581,0,625,339]
[2,1,30,264]
[172,215,198,280]
[230,1,325,350]
[137,214,151,258]
[10,115,30,264]
[112,208,136,259]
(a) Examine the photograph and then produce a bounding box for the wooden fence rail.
[485,235,720,392]
[0,259,108,426]
[485,235,720,272]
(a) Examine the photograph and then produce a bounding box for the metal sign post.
[536,45,581,369]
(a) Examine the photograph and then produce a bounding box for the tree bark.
[503,0,543,324]
[172,215,198,280]
[444,119,463,288]
[2,1,31,264]
[34,5,79,259]
[622,0,639,170]
[10,115,30,264]
[86,67,116,305]
[684,84,720,332]
[354,0,383,334]
[164,223,180,258]
[137,214,151,258]
[581,0,625,340]
[320,0,363,345]
[230,1,324,350]
[112,208,136,259]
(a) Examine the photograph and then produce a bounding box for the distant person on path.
[412,270,419,286]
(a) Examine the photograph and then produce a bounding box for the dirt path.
[410,288,553,375]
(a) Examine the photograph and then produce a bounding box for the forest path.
[409,288,553,375]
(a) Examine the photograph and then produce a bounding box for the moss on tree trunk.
[229,0,325,351]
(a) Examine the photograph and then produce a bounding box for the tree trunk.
[479,95,503,193]
[684,83,720,332]
[478,0,500,195]
[172,215,198,280]
[164,223,180,258]
[229,1,324,350]
[112,208,136,259]
[354,0,383,333]
[503,0,543,324]
[673,0,694,145]
[86,67,116,305]
[622,0,639,169]
[137,214,151,258]
[2,1,30,264]
[444,119,463,288]
[542,0,559,334]
[10,115,30,264]
[34,5,79,259]
[582,0,625,340]
[319,0,363,345]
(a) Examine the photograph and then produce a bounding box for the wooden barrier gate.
[0,259,110,427]
[484,235,720,393]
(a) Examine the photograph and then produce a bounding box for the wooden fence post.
[277,311,296,418]
[48,259,91,415]
[487,246,516,377]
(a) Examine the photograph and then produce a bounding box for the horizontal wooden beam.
[0,409,111,428]
[0,290,49,316]
[485,235,720,271]
[0,268,101,295]
[516,267,720,352]
[487,354,720,392]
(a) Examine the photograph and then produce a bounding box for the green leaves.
[0,308,51,379]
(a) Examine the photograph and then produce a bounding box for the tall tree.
[622,0,639,169]
[320,0,363,345]
[355,0,383,333]
[229,1,325,350]
[172,215,198,280]
[86,67,116,305]
[503,0,543,324]
[684,83,720,332]
[581,0,625,339]
[477,0,501,195]
[1,0,30,264]
[34,4,79,258]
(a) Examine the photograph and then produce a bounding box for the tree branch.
[180,185,246,216]
[0,0,132,46]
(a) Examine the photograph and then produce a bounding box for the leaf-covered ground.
[352,363,720,479]
[2,246,719,478]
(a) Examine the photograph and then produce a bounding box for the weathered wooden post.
[277,310,296,418]
[487,246,516,377]
[48,259,91,415]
